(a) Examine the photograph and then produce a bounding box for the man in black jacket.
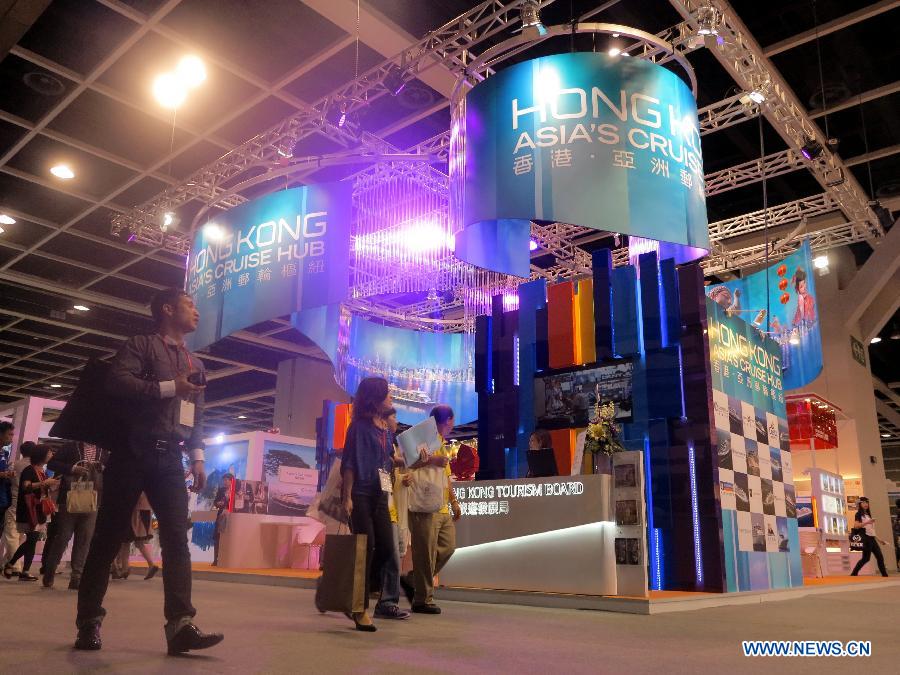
[41,442,103,589]
[75,288,223,655]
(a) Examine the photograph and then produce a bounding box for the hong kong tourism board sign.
[186,183,351,350]
[454,52,708,276]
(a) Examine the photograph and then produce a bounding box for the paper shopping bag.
[314,532,367,614]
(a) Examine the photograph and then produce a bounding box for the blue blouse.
[342,419,393,496]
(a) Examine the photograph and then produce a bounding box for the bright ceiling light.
[789,336,800,345]
[237,415,247,420]
[49,383,62,388]
[529,239,539,251]
[882,433,892,438]
[696,4,721,35]
[608,47,622,57]
[50,164,75,179]
[870,336,882,344]
[175,55,206,89]
[0,214,15,225]
[162,212,178,232]
[214,433,225,444]
[748,90,766,104]
[73,304,90,312]
[534,66,561,104]
[203,222,225,241]
[813,255,829,270]
[153,72,187,109]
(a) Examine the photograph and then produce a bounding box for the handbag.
[66,462,98,514]
[407,465,448,513]
[314,525,367,615]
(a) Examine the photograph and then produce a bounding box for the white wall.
[273,357,350,439]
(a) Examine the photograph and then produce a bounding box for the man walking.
[75,288,223,655]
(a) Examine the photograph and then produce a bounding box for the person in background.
[41,442,104,589]
[406,404,461,615]
[75,288,222,654]
[1,440,33,573]
[0,422,14,539]
[380,408,414,611]
[112,492,159,580]
[893,499,900,572]
[850,497,889,578]
[3,444,60,580]
[341,377,402,630]
[212,474,234,567]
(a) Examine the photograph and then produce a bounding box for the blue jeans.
[378,522,402,609]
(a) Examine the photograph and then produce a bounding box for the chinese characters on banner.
[186,183,351,350]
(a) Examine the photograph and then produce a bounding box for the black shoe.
[68,577,80,590]
[411,603,441,614]
[144,565,160,580]
[18,573,38,581]
[399,574,415,605]
[42,573,54,588]
[74,625,102,651]
[166,622,224,656]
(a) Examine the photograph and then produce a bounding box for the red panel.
[549,428,576,476]
[333,403,351,452]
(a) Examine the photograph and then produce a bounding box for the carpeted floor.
[1,573,897,673]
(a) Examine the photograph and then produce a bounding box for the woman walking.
[341,377,407,631]
[3,444,60,580]
[850,497,889,577]
[111,493,159,580]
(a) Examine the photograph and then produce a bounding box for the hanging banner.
[451,52,709,276]
[186,183,351,350]
[706,240,823,391]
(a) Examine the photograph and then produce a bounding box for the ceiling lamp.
[73,304,90,312]
[161,211,179,232]
[175,55,207,89]
[203,222,225,241]
[608,47,622,57]
[870,336,882,344]
[800,137,824,160]
[50,164,75,179]
[49,383,62,388]
[529,239,539,251]
[813,255,829,270]
[153,72,187,109]
[520,0,547,38]
[237,415,247,420]
[696,4,721,35]
[0,214,15,225]
[883,433,892,438]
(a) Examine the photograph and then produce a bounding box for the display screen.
[534,360,633,428]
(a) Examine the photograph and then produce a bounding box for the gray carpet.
[1,575,896,673]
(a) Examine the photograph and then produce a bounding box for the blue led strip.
[688,441,704,586]
[513,334,520,387]
[653,528,663,591]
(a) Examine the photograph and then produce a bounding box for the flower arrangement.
[584,401,624,457]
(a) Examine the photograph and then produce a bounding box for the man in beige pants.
[406,405,461,614]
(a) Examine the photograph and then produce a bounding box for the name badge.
[179,400,196,428]
[378,469,393,494]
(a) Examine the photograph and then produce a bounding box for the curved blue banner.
[187,183,351,350]
[453,52,709,275]
[706,240,823,391]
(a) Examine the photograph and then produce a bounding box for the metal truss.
[704,149,803,196]
[707,193,840,241]
[668,0,882,240]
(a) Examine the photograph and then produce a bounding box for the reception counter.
[439,474,616,596]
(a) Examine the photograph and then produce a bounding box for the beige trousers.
[408,511,456,606]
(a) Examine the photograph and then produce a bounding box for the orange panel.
[547,281,577,369]
[549,428,576,476]
[333,403,352,451]
[575,278,596,365]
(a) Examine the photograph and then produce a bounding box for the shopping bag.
[407,465,447,513]
[307,459,346,532]
[314,530,367,614]
[66,462,98,514]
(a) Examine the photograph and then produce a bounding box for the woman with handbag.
[3,444,60,580]
[341,377,407,630]
[850,497,889,577]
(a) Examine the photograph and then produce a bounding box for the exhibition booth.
[5,23,895,610]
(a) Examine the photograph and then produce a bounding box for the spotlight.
[608,47,622,57]
[73,304,90,312]
[740,89,766,106]
[870,336,882,344]
[383,65,408,96]
[175,55,206,89]
[50,164,75,179]
[800,137,824,160]
[161,211,180,232]
[882,433,892,438]
[237,415,247,420]
[789,336,800,345]
[203,222,225,241]
[214,433,225,444]
[813,255,829,270]
[153,72,187,109]
[327,100,358,130]
[520,0,547,38]
[49,383,62,388]
[0,214,15,225]
[529,239,539,251]
[696,4,721,35]
[868,200,895,230]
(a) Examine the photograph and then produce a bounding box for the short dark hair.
[29,444,53,465]
[150,288,190,325]
[0,421,13,434]
[430,404,455,425]
[19,441,36,459]
[352,377,390,421]
[531,429,553,449]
